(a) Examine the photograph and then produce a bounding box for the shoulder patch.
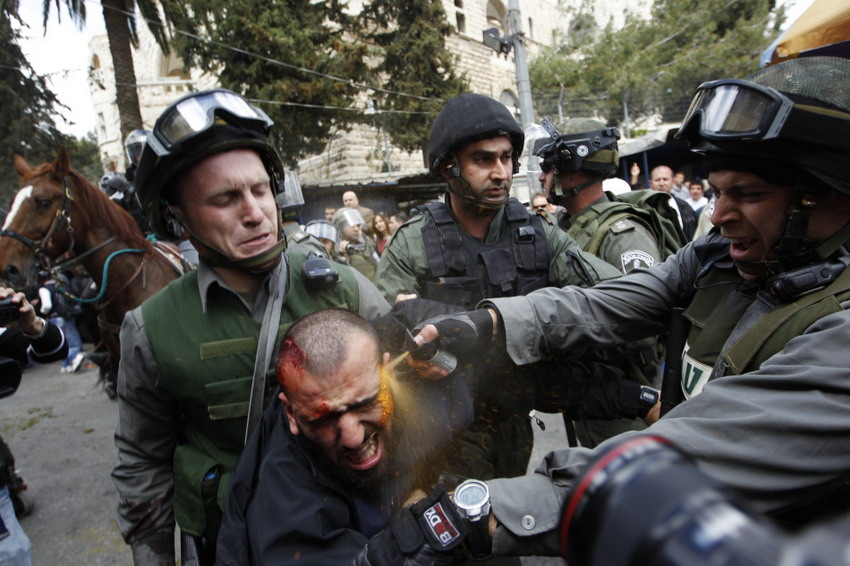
[621,249,655,272]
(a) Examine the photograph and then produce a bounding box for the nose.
[242,193,266,225]
[337,412,366,449]
[710,194,735,227]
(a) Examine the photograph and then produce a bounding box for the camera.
[561,435,850,566]
[0,298,20,326]
[345,243,365,256]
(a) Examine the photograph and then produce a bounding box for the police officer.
[529,117,672,446]
[277,169,329,258]
[111,88,390,565]
[376,93,629,482]
[334,208,379,281]
[404,56,850,561]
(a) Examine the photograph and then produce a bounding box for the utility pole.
[483,0,538,197]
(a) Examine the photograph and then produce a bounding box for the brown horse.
[0,147,186,395]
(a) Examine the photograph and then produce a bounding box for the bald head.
[650,166,674,193]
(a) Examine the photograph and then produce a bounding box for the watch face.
[455,481,488,509]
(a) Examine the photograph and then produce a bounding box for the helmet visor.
[679,79,793,141]
[152,90,273,155]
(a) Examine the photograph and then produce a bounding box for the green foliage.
[0,11,67,207]
[360,0,467,162]
[162,0,371,167]
[530,0,783,127]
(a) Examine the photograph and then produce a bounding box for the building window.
[454,0,462,7]
[91,55,101,70]
[487,0,506,32]
[500,91,520,121]
[528,17,533,40]
[456,12,466,33]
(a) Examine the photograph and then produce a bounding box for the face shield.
[276,170,305,210]
[334,208,366,230]
[305,220,339,243]
[125,129,148,168]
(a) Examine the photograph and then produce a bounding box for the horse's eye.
[35,199,52,211]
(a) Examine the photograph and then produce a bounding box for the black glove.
[414,309,494,359]
[372,299,465,358]
[351,485,467,566]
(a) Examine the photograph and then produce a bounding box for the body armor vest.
[419,198,550,309]
[681,255,850,399]
[141,251,360,536]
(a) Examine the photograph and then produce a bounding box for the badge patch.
[621,250,655,272]
[422,502,462,549]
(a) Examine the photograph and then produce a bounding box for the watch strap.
[464,516,492,561]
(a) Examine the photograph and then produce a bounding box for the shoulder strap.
[245,256,289,444]
[723,266,850,374]
[584,210,634,256]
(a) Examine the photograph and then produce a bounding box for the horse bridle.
[0,176,76,280]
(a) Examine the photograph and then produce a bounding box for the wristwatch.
[453,479,492,560]
[637,386,660,418]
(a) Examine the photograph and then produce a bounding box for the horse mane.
[64,169,152,250]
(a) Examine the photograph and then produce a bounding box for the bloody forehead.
[277,336,306,391]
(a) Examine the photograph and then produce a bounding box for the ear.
[279,391,300,436]
[54,146,71,179]
[13,155,31,178]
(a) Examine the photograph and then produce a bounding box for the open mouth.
[344,431,382,471]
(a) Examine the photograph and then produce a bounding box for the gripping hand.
[351,486,467,566]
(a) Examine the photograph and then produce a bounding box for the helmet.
[134,88,285,239]
[99,171,130,196]
[529,117,620,177]
[124,129,148,169]
[676,57,850,195]
[304,220,339,243]
[332,208,366,231]
[428,93,524,176]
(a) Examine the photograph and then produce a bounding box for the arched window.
[486,0,506,32]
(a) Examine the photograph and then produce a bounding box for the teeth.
[349,434,377,464]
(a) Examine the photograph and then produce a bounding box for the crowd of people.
[3,53,849,566]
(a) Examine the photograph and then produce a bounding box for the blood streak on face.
[276,336,306,391]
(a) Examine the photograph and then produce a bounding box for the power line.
[86,0,446,105]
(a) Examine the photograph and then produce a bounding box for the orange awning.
[769,0,850,64]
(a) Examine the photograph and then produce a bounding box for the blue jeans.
[0,487,31,566]
[53,317,82,367]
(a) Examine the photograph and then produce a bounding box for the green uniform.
[375,199,620,481]
[559,194,664,447]
[376,200,620,303]
[112,250,390,557]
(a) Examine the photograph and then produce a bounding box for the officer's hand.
[350,485,466,566]
[413,308,498,357]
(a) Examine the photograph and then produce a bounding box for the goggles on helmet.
[677,78,850,147]
[531,118,619,173]
[146,89,273,157]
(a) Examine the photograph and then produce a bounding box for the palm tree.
[42,0,172,140]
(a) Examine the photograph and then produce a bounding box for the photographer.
[0,286,67,566]
[333,208,379,281]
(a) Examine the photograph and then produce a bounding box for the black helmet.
[124,129,148,169]
[134,88,285,238]
[99,171,130,196]
[528,117,620,178]
[676,57,850,195]
[428,93,524,176]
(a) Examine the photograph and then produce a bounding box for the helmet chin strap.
[734,188,818,278]
[551,170,603,200]
[178,210,287,275]
[446,161,507,213]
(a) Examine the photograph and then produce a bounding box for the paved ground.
[0,355,132,565]
[1,353,570,565]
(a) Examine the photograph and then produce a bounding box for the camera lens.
[561,436,781,566]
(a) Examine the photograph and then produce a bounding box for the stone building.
[88,0,650,209]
